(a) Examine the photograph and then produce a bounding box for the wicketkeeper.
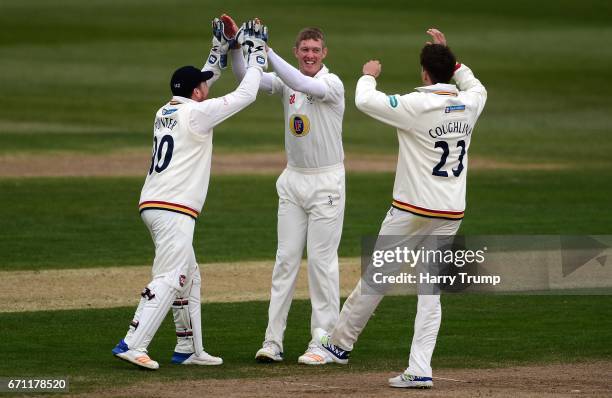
[111,18,268,370]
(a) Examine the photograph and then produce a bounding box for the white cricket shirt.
[355,64,487,219]
[139,67,262,218]
[269,65,345,169]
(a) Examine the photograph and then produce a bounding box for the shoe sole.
[114,353,158,370]
[298,354,332,366]
[181,359,223,366]
[180,361,223,366]
[389,382,433,389]
[298,359,328,365]
[171,352,223,366]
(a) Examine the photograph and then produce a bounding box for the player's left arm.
[355,60,418,130]
[267,49,329,99]
[202,56,221,88]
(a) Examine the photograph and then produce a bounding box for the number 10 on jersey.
[149,135,175,175]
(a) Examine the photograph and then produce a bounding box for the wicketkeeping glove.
[242,19,268,70]
[220,14,241,49]
[208,17,229,69]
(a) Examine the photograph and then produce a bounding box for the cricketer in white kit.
[111,19,268,370]
[314,29,487,388]
[225,17,345,365]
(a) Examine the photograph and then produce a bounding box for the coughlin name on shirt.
[428,121,472,139]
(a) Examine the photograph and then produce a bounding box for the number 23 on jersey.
[432,140,466,177]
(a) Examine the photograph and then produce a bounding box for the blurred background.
[1,0,611,268]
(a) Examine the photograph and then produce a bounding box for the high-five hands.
[241,18,269,70]
[219,14,241,49]
[210,17,230,69]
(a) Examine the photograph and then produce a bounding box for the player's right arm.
[426,28,487,115]
[265,49,329,99]
[453,64,487,116]
[355,60,418,130]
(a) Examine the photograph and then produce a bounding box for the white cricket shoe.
[112,340,159,370]
[255,343,283,363]
[171,351,223,365]
[298,346,333,365]
[313,328,350,365]
[388,372,433,388]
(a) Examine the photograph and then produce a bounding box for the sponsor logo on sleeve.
[256,55,265,65]
[445,105,466,113]
[208,54,218,64]
[162,108,178,116]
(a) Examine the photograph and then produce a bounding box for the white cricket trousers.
[330,207,461,377]
[124,210,204,355]
[264,164,345,351]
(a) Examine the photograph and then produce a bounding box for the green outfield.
[1,169,612,270]
[0,296,610,392]
[1,0,611,395]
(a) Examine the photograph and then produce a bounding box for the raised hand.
[242,18,269,69]
[210,17,230,69]
[220,14,241,49]
[362,60,382,78]
[426,28,447,46]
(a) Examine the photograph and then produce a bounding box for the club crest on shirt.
[289,114,310,137]
[388,95,398,108]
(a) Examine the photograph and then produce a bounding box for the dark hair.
[295,27,325,48]
[420,44,456,84]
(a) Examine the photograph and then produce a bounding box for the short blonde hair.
[295,27,325,48]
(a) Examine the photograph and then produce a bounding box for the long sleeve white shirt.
[139,66,263,217]
[231,48,345,168]
[355,64,487,219]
